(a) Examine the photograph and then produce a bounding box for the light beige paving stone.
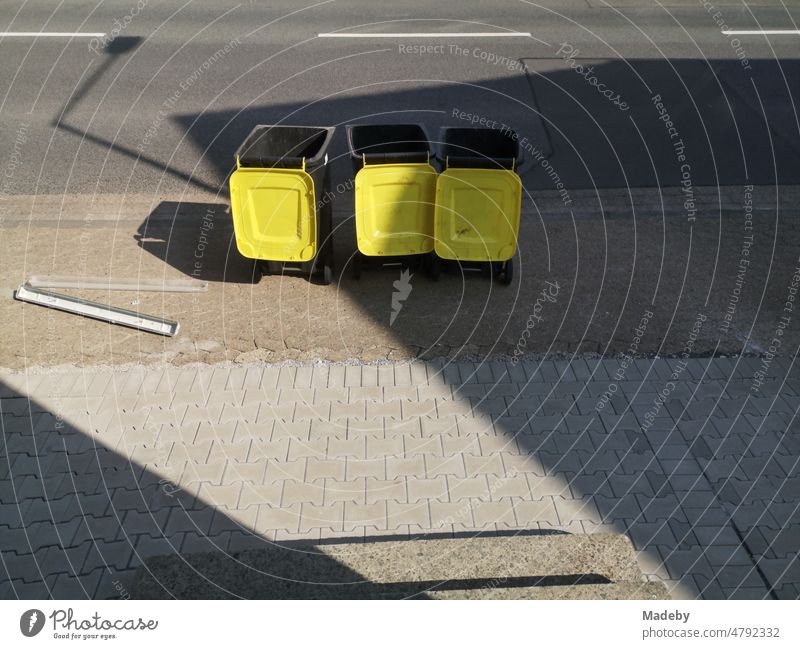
[218,403,260,425]
[366,400,401,420]
[386,455,426,479]
[167,440,213,464]
[264,458,306,483]
[177,458,228,485]
[314,387,348,402]
[408,476,449,503]
[247,438,289,462]
[300,502,344,533]
[330,401,365,420]
[345,418,383,437]
[404,436,443,456]
[277,367,297,389]
[242,388,280,406]
[256,403,295,423]
[349,386,383,401]
[366,477,407,505]
[384,419,420,437]
[448,475,492,501]
[365,436,403,458]
[346,458,385,481]
[393,364,412,387]
[513,497,559,526]
[387,501,430,530]
[324,478,366,505]
[401,399,437,418]
[472,499,517,527]
[255,503,301,534]
[282,479,325,506]
[232,420,272,443]
[238,482,282,508]
[327,437,365,459]
[309,418,344,440]
[196,483,242,510]
[294,401,331,420]
[425,454,467,478]
[430,500,474,528]
[310,364,330,388]
[344,501,387,532]
[526,474,570,500]
[270,421,310,441]
[326,365,345,388]
[344,365,361,388]
[383,386,418,401]
[287,438,327,461]
[437,398,473,418]
[306,458,346,481]
[294,366,313,389]
[377,365,395,387]
[441,434,481,456]
[205,440,251,464]
[464,453,505,477]
[420,415,459,436]
[488,474,532,499]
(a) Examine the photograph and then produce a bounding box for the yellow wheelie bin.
[347,124,437,279]
[433,127,521,284]
[230,125,336,284]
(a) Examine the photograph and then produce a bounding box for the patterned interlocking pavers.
[1,359,798,599]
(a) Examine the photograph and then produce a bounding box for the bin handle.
[362,153,367,167]
[512,157,516,172]
[302,157,306,172]
[235,155,241,170]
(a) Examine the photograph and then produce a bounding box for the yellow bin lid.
[434,168,521,262]
[355,163,436,256]
[230,167,317,262]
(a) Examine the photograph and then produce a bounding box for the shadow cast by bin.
[135,201,258,284]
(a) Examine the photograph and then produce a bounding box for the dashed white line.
[318,32,531,38]
[721,30,800,35]
[0,32,106,37]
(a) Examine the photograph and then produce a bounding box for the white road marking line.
[721,30,800,35]
[0,32,106,37]
[318,32,531,38]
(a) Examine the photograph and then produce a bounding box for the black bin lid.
[235,125,335,168]
[438,127,519,169]
[347,123,431,164]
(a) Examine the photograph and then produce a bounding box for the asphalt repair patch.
[522,57,800,189]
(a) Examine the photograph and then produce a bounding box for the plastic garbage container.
[433,127,521,284]
[230,125,335,284]
[347,123,437,279]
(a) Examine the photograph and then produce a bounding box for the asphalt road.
[0,0,798,195]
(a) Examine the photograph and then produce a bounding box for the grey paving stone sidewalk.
[1,357,798,599]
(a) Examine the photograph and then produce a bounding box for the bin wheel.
[322,264,333,285]
[427,254,441,281]
[500,259,513,285]
[353,252,362,280]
